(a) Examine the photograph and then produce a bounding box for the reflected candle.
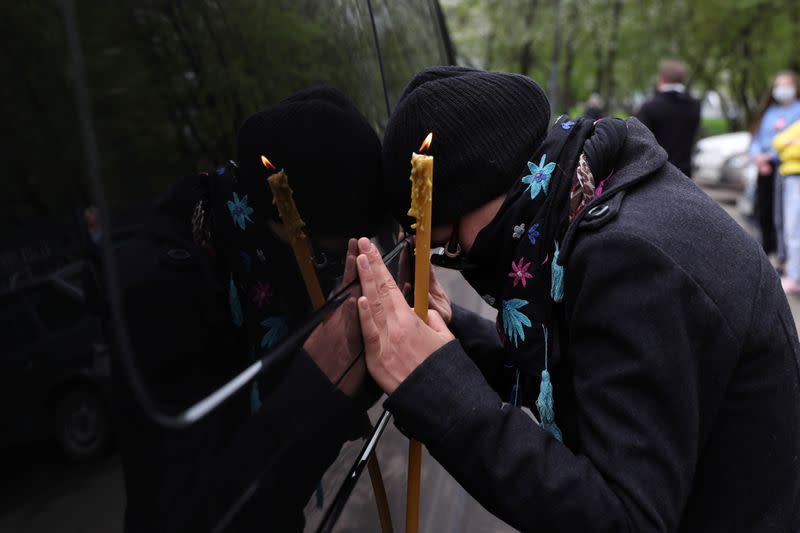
[262,155,326,311]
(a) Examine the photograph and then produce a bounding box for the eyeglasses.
[429,221,478,271]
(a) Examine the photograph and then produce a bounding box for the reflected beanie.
[236,85,384,236]
[382,66,551,230]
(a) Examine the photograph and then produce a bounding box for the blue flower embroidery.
[561,119,576,130]
[229,276,244,327]
[227,192,254,230]
[527,223,540,245]
[521,155,556,199]
[501,298,532,348]
[260,317,288,348]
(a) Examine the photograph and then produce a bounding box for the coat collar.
[559,118,668,262]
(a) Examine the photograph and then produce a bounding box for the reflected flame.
[260,155,276,170]
[419,132,433,152]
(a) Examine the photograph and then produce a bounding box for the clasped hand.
[354,237,454,394]
[304,239,364,397]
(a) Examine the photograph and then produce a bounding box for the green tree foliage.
[442,0,799,128]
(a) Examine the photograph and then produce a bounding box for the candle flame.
[260,155,276,170]
[419,132,433,153]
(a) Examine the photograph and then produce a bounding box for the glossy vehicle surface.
[0,2,452,531]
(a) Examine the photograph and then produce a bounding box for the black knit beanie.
[383,66,551,230]
[237,85,384,237]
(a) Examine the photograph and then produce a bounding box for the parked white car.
[692,131,752,188]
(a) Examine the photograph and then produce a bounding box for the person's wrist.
[336,356,366,398]
[370,340,442,394]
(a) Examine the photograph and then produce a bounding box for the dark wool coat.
[635,91,701,177]
[385,119,800,532]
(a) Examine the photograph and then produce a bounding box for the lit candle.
[262,155,326,311]
[408,132,434,322]
[405,132,433,533]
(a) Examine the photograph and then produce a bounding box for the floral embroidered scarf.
[462,116,627,440]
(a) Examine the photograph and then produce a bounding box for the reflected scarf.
[463,116,627,440]
[191,162,313,411]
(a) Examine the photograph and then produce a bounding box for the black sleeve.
[384,232,736,532]
[449,304,502,362]
[449,304,509,394]
[175,350,366,533]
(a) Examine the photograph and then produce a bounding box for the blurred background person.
[635,59,701,178]
[773,117,800,295]
[750,71,800,259]
[583,93,605,120]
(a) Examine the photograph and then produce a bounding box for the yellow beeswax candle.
[408,132,434,323]
[405,132,433,533]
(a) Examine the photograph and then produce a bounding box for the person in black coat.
[635,60,701,178]
[354,67,800,532]
[111,86,387,532]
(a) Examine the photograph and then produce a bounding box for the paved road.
[1,185,794,533]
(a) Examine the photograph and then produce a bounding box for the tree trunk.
[560,0,579,113]
[790,0,800,72]
[605,0,624,110]
[519,0,538,76]
[547,0,563,114]
[485,26,496,69]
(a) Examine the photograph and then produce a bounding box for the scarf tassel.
[510,368,522,407]
[551,242,564,303]
[536,369,563,442]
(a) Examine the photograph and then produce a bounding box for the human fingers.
[342,250,357,286]
[357,296,383,361]
[361,240,396,288]
[342,296,363,356]
[337,238,358,287]
[427,267,452,324]
[356,250,388,330]
[361,240,408,311]
[427,309,455,341]
[402,281,412,299]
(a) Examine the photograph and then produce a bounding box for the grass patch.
[700,117,730,138]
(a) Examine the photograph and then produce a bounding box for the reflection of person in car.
[357,67,800,532]
[112,86,388,532]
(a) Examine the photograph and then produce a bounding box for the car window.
[371,0,452,109]
[0,295,38,352]
[0,1,451,531]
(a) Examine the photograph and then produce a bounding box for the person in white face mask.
[749,71,800,259]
